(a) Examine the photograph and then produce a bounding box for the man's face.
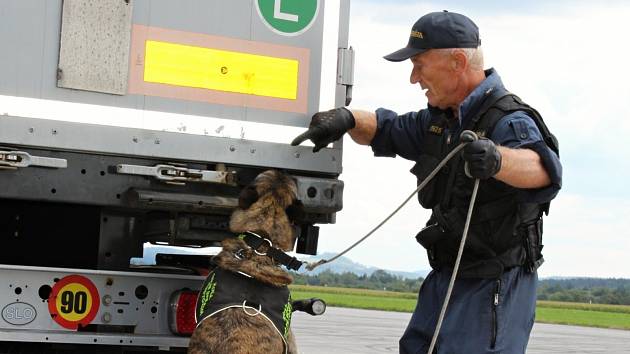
[409,50,458,110]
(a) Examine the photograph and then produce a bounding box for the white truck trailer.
[0,0,353,352]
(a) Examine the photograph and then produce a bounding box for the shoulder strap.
[509,95,560,156]
[464,87,512,133]
[475,93,560,156]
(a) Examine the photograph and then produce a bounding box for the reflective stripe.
[0,94,307,145]
[144,40,299,100]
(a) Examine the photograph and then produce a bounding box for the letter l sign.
[274,0,299,22]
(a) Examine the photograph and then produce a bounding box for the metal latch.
[0,150,68,170]
[116,164,235,186]
[337,47,355,106]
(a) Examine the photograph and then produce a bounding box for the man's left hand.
[462,138,502,179]
[291,108,355,152]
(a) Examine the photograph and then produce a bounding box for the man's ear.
[238,184,259,210]
[451,50,467,73]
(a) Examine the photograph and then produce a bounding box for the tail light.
[169,290,199,336]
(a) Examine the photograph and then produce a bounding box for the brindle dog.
[188,170,299,354]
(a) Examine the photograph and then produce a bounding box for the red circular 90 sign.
[48,275,100,330]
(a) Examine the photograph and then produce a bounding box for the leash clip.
[245,231,274,256]
[254,238,272,256]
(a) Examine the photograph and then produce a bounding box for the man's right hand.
[291,107,355,152]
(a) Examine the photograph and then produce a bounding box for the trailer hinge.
[0,150,68,170]
[116,164,235,186]
[337,46,355,106]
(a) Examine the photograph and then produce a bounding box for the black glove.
[462,138,502,179]
[291,108,355,152]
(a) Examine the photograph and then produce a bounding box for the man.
[292,11,562,354]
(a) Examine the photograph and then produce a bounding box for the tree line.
[292,270,423,293]
[538,278,630,305]
[292,271,630,305]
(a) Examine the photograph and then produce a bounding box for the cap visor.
[383,47,427,62]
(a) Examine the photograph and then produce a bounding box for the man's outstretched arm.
[346,109,377,146]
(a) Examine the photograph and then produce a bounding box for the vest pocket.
[410,155,447,208]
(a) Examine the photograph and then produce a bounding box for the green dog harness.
[195,267,293,352]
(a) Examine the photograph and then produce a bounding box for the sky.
[313,0,630,278]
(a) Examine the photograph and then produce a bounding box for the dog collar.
[238,231,303,271]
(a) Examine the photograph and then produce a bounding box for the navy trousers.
[400,266,537,354]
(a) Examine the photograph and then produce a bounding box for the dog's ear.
[238,184,259,210]
[285,199,304,222]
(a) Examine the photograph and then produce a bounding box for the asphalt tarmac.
[292,307,630,354]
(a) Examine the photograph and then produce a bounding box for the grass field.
[290,285,630,330]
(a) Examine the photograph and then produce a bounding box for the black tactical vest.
[195,267,293,351]
[412,89,559,278]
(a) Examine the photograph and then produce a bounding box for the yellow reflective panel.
[143,40,299,100]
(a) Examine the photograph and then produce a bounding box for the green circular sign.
[256,0,320,36]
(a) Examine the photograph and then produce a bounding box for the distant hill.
[297,252,430,280]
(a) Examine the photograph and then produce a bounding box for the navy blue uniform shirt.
[370,68,562,204]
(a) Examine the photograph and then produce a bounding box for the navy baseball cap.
[384,11,481,62]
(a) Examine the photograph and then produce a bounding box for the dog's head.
[229,170,299,251]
